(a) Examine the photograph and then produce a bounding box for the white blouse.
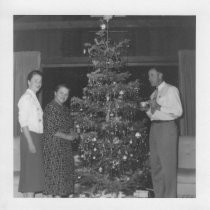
[18,89,43,133]
[146,81,183,121]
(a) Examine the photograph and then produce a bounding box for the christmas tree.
[71,16,152,196]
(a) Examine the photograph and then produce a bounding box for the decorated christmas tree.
[71,16,152,196]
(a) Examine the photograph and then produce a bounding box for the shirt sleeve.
[159,87,183,117]
[18,95,31,128]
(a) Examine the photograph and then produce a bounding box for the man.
[141,67,183,198]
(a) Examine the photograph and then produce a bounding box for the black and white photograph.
[1,0,210,209]
[13,14,195,198]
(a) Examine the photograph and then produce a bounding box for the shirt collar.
[157,81,166,91]
[26,88,37,98]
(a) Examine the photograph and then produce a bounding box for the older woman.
[18,70,44,197]
[42,84,79,198]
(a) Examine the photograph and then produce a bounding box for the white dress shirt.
[146,81,183,121]
[18,89,43,133]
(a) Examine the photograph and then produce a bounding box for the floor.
[14,171,194,198]
[13,171,146,198]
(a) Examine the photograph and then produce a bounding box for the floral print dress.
[42,100,74,196]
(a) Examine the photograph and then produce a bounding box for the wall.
[14,22,195,62]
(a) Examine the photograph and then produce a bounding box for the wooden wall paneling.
[149,28,163,56]
[41,56,178,67]
[61,30,83,57]
[14,18,195,59]
[47,30,63,57]
[135,28,150,56]
[14,19,195,31]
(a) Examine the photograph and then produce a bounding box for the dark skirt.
[18,131,44,193]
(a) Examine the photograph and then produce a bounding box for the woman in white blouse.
[18,70,44,197]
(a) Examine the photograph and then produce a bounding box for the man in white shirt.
[142,67,183,198]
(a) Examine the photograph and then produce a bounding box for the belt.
[152,120,175,123]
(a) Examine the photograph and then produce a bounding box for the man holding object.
[141,67,183,198]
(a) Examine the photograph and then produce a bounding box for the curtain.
[178,50,195,136]
[14,51,41,137]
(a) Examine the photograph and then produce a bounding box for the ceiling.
[14,15,195,31]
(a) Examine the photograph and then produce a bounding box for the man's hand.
[139,101,150,112]
[139,106,149,112]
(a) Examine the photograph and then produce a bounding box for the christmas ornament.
[123,155,127,160]
[92,60,99,66]
[113,137,120,144]
[135,132,141,138]
[137,170,143,175]
[76,124,81,133]
[110,113,114,117]
[100,23,106,30]
[119,90,124,95]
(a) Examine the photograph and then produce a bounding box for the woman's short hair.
[54,84,70,92]
[27,70,43,81]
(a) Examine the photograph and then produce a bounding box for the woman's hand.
[71,131,80,140]
[22,126,36,153]
[28,143,36,153]
[66,131,79,141]
[55,131,79,141]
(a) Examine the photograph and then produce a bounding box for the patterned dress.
[42,100,74,196]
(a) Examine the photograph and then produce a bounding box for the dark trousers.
[149,121,178,198]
